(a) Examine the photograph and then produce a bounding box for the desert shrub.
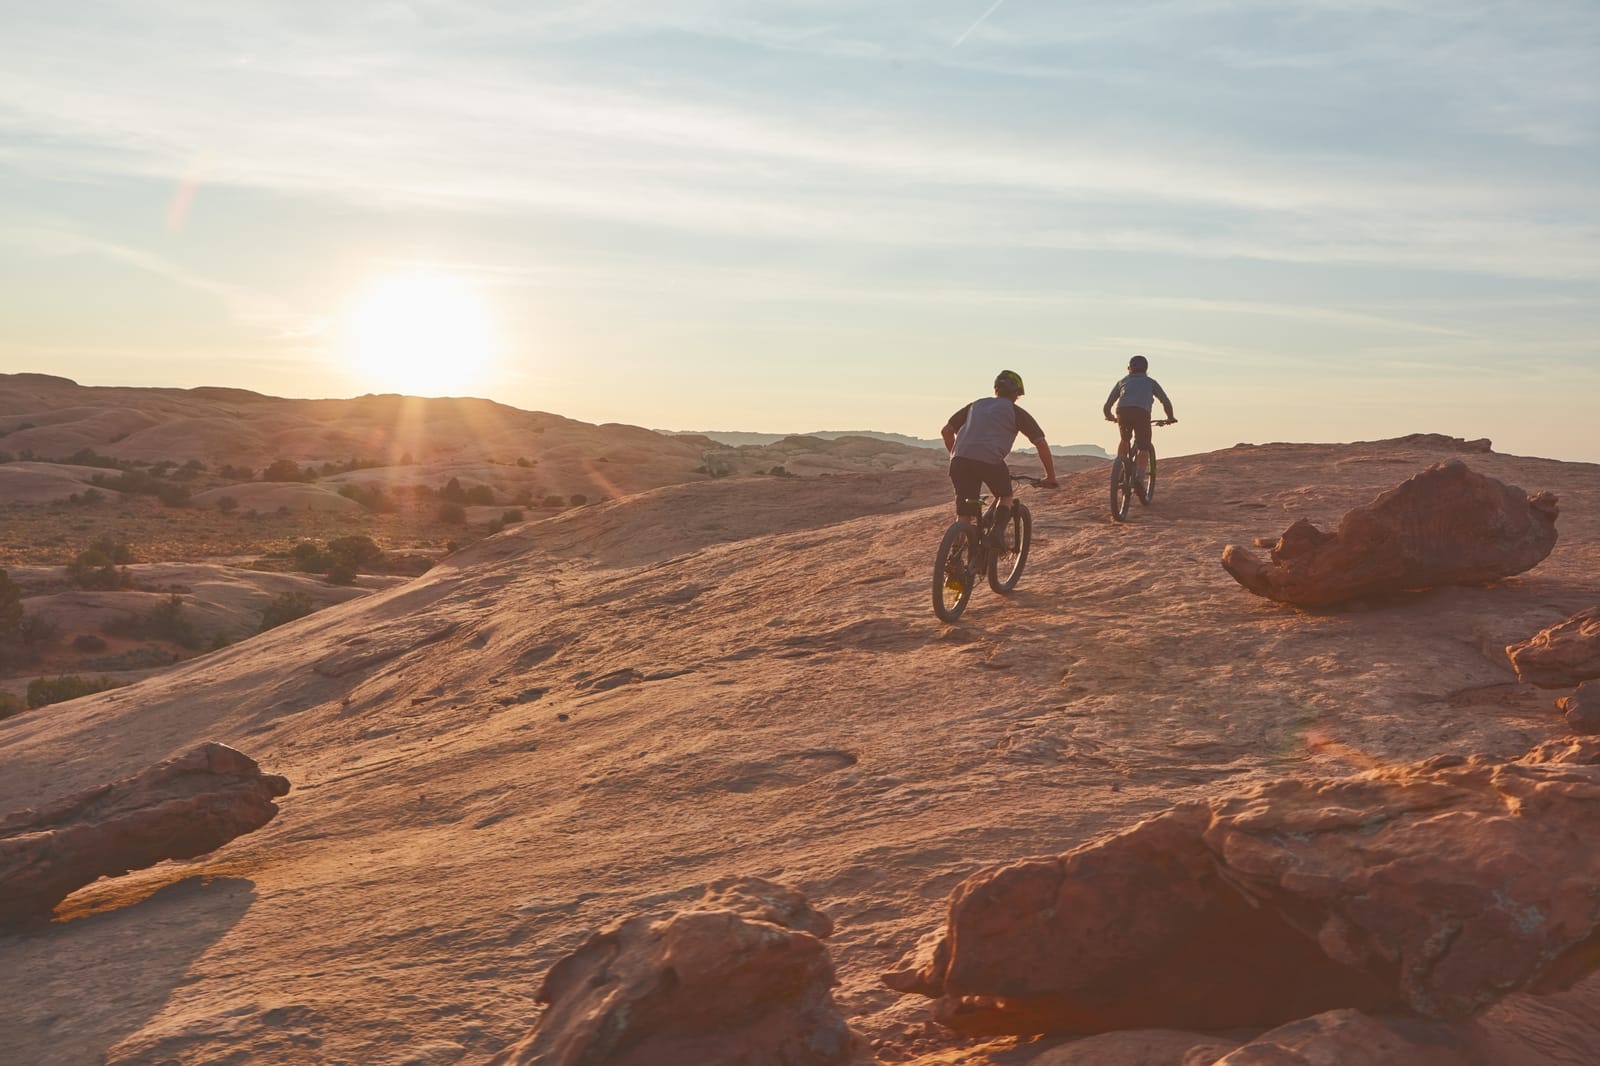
[336,483,391,512]
[289,540,331,570]
[325,560,358,585]
[27,675,124,709]
[516,457,533,468]
[0,569,22,642]
[147,594,201,648]
[484,518,505,536]
[441,477,467,503]
[262,459,315,483]
[696,454,734,478]
[569,493,588,506]
[438,502,466,524]
[217,495,239,514]
[20,614,58,645]
[0,690,25,720]
[81,647,176,671]
[258,591,314,632]
[540,495,565,508]
[501,508,524,523]
[66,546,135,590]
[158,483,191,507]
[327,535,384,569]
[219,464,255,481]
[73,633,109,653]
[465,484,496,506]
[102,594,201,649]
[62,448,125,470]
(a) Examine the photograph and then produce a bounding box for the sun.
[342,273,498,396]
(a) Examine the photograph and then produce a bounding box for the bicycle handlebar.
[1005,468,1051,488]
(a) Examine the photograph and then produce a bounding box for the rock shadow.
[1,875,256,1066]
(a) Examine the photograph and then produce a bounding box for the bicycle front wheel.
[988,503,1031,593]
[1110,457,1132,521]
[932,522,977,622]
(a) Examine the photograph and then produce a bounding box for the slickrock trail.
[3,434,1598,1064]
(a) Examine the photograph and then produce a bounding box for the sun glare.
[343,273,498,396]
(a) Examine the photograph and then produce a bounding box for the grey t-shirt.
[1105,374,1173,415]
[945,396,1046,465]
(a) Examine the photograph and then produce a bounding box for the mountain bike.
[1109,419,1175,521]
[932,473,1044,623]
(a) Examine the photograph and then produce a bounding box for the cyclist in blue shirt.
[1103,355,1176,463]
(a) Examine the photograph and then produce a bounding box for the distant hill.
[667,429,1110,460]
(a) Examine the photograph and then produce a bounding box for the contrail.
[954,0,1008,46]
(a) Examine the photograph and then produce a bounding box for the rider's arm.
[1031,437,1059,486]
[1153,381,1175,421]
[941,404,971,453]
[1103,381,1122,420]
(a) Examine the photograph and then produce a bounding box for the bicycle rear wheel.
[932,522,977,622]
[988,503,1031,593]
[1135,444,1156,504]
[1110,457,1132,521]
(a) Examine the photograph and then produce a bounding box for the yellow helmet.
[994,369,1025,396]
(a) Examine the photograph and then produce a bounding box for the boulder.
[1556,680,1600,735]
[1507,606,1600,687]
[491,876,853,1066]
[1221,461,1558,607]
[0,742,289,930]
[885,742,1600,1036]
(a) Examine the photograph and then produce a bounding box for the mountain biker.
[1102,355,1176,465]
[942,370,1059,551]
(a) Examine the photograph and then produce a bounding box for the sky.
[1,0,1597,460]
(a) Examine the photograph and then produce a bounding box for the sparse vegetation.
[27,674,125,709]
[103,593,203,649]
[259,591,314,632]
[0,690,25,720]
[439,502,467,524]
[66,537,136,590]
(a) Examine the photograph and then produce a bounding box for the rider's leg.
[950,457,985,545]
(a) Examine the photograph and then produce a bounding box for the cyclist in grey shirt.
[1103,355,1176,463]
[942,370,1059,551]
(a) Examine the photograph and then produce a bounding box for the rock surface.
[490,876,853,1066]
[0,742,289,929]
[1507,606,1600,687]
[1220,461,1558,606]
[1557,680,1600,735]
[886,740,1600,1036]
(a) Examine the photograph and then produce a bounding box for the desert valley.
[4,373,1600,1066]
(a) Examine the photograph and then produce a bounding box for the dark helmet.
[994,369,1025,396]
[1128,355,1149,373]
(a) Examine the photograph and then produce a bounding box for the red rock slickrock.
[884,740,1600,1036]
[0,742,289,930]
[1557,680,1600,736]
[1220,460,1559,607]
[1507,606,1600,688]
[490,876,853,1066]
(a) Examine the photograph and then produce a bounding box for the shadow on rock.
[3,875,257,1066]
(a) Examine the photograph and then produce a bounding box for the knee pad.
[957,496,982,518]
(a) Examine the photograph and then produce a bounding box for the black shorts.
[949,456,1011,517]
[1116,407,1152,452]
